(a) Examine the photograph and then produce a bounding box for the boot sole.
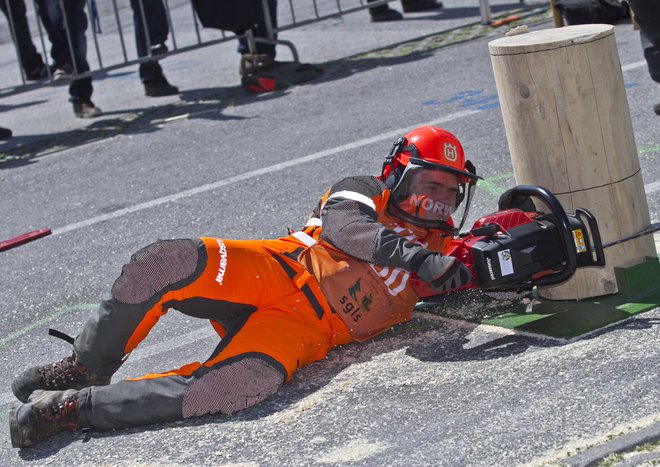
[9,407,29,448]
[145,88,179,97]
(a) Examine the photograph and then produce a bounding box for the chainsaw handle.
[499,185,578,286]
[576,207,606,267]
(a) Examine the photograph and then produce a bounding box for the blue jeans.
[130,0,170,81]
[35,0,92,102]
[237,0,277,58]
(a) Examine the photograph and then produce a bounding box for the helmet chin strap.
[382,137,407,188]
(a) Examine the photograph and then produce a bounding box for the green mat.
[418,257,660,339]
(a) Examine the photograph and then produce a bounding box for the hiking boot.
[73,101,103,118]
[370,6,403,22]
[10,389,80,448]
[402,0,443,13]
[12,352,110,403]
[0,126,12,140]
[144,76,179,97]
[654,102,660,115]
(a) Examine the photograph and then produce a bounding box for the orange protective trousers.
[73,237,352,430]
[128,237,352,379]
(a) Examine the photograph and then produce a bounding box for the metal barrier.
[0,0,503,97]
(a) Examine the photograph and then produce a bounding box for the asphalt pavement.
[0,0,659,465]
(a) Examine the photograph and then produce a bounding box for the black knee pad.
[111,239,204,305]
[181,355,285,418]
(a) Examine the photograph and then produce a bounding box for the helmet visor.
[390,164,465,229]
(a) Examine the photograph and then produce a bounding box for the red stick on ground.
[0,228,52,252]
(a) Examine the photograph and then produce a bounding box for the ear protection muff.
[459,160,478,203]
[455,160,478,206]
[381,136,408,189]
[464,160,477,178]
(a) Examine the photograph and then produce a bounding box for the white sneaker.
[52,63,74,81]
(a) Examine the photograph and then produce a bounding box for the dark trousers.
[35,0,92,102]
[367,0,434,13]
[0,0,45,73]
[130,0,169,81]
[237,0,277,58]
[641,31,660,83]
[628,0,660,83]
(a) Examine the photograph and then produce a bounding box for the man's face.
[395,169,460,223]
[411,170,459,206]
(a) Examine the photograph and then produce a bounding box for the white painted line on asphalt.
[51,162,660,238]
[622,60,647,72]
[530,413,660,466]
[645,180,660,195]
[163,113,190,123]
[51,109,480,236]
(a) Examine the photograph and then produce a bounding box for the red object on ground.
[491,15,521,27]
[0,228,52,252]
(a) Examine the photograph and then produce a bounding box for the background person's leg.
[628,0,660,113]
[0,0,47,79]
[34,0,70,67]
[640,30,660,84]
[64,0,102,117]
[131,0,178,96]
[238,0,277,71]
[367,0,403,22]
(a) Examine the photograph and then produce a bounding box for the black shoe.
[402,0,443,13]
[12,352,110,403]
[654,103,660,115]
[370,7,404,22]
[144,76,179,97]
[25,63,48,81]
[150,43,168,57]
[0,126,12,140]
[10,389,80,449]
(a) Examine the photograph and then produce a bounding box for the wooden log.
[488,24,657,300]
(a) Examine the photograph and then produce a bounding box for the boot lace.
[35,393,79,434]
[38,354,88,388]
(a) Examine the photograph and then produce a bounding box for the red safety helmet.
[381,126,482,233]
